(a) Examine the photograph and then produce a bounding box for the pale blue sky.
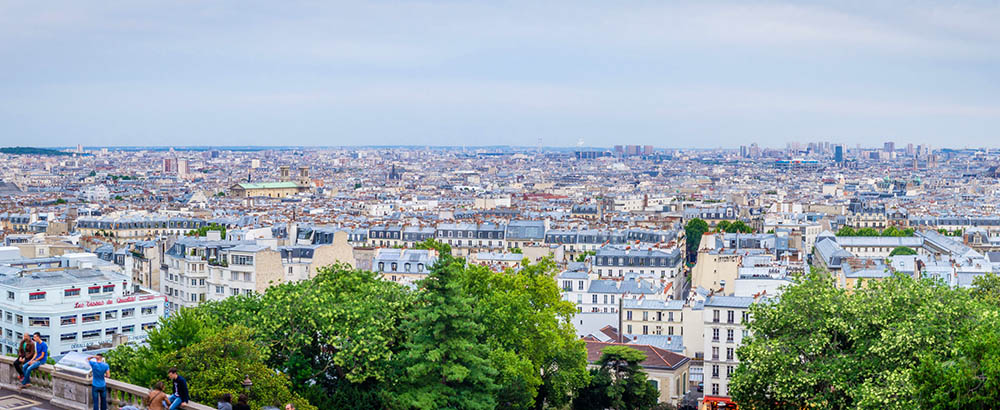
[1,0,999,148]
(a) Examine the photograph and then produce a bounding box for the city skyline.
[2,1,999,147]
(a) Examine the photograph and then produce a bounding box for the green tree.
[572,345,659,410]
[731,272,981,409]
[684,218,709,262]
[459,259,589,409]
[415,238,453,259]
[726,221,753,233]
[247,265,412,409]
[888,246,918,256]
[912,311,1000,409]
[392,259,498,410]
[855,227,880,236]
[104,310,314,409]
[971,273,1000,306]
[575,250,596,263]
[176,326,315,410]
[836,226,857,236]
[715,220,731,233]
[881,226,901,237]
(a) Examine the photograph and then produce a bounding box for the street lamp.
[242,375,253,393]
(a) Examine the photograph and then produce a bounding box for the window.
[82,313,101,323]
[712,364,719,378]
[231,288,240,296]
[65,288,81,297]
[627,311,632,320]
[713,309,720,322]
[712,383,719,395]
[643,311,649,321]
[121,308,135,318]
[642,325,648,335]
[29,317,49,327]
[626,324,632,334]
[231,272,240,281]
[231,255,254,265]
[727,310,735,323]
[141,322,157,331]
[727,365,734,377]
[727,348,734,361]
[106,328,118,335]
[103,285,115,293]
[83,329,101,339]
[578,281,584,290]
[712,328,720,342]
[61,333,77,342]
[61,315,77,325]
[29,292,45,301]
[142,306,157,315]
[121,325,135,333]
[16,314,23,324]
[727,329,734,343]
[712,347,719,360]
[6,291,12,300]
[668,312,674,322]
[592,295,598,304]
[89,286,101,295]
[216,286,224,294]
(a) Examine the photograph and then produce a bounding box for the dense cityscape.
[3,143,1000,409]
[4,0,1000,408]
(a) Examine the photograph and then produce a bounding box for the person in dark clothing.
[166,368,190,410]
[233,394,251,410]
[14,333,34,380]
[20,332,48,388]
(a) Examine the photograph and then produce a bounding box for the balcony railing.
[0,356,213,410]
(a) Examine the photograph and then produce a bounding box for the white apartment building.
[702,296,754,410]
[164,235,355,310]
[557,270,668,313]
[0,252,165,358]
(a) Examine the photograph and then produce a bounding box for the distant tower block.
[279,165,291,181]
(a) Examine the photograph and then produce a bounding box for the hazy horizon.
[2,1,999,147]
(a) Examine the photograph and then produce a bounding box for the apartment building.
[702,296,754,410]
[558,270,667,313]
[373,248,437,286]
[592,245,683,280]
[164,234,355,310]
[0,252,165,358]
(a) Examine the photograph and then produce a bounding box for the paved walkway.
[0,388,59,410]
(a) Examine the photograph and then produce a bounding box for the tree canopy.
[731,271,999,409]
[108,255,596,410]
[684,218,709,261]
[888,246,918,256]
[572,345,660,410]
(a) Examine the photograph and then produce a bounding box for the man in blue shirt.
[88,353,111,410]
[20,332,47,388]
[167,368,189,410]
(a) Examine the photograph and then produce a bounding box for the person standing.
[232,394,251,410]
[166,368,189,410]
[14,333,34,381]
[20,332,47,388]
[87,353,111,410]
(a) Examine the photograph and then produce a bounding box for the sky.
[1,0,999,148]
